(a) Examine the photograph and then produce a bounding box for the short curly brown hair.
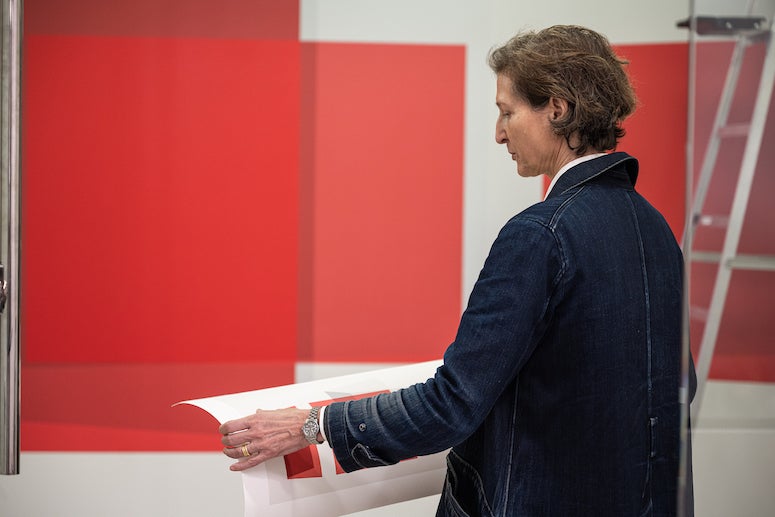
[488,25,637,155]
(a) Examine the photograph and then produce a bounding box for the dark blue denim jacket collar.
[547,151,639,200]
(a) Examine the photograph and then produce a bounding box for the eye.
[500,111,511,120]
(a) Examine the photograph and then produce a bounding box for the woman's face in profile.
[494,74,564,179]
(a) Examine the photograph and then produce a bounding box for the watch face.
[303,407,320,444]
[303,421,318,436]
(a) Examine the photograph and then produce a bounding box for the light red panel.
[616,43,688,239]
[690,265,775,383]
[299,42,465,363]
[25,0,298,40]
[614,41,775,382]
[23,35,300,363]
[690,41,775,256]
[541,43,688,237]
[535,41,772,383]
[688,41,775,382]
[604,41,775,382]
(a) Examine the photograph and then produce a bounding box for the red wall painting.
[19,1,773,453]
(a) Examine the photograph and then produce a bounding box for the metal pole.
[0,0,22,476]
[677,4,697,514]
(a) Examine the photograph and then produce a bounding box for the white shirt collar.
[544,153,607,200]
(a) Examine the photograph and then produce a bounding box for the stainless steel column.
[0,0,22,476]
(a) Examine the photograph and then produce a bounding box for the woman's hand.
[219,408,312,472]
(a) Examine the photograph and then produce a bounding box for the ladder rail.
[689,38,749,229]
[684,0,759,239]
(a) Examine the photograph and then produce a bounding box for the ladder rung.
[718,122,750,138]
[690,305,709,322]
[729,254,775,271]
[693,214,729,228]
[690,251,775,271]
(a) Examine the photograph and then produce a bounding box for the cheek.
[505,121,520,142]
[510,117,529,139]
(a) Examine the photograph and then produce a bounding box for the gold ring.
[241,444,251,458]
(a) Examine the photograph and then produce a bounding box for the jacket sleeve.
[323,215,564,472]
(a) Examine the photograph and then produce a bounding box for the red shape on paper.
[284,445,323,479]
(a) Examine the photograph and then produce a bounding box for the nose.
[495,120,507,145]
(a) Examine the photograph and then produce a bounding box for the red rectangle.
[21,362,295,451]
[23,35,300,363]
[614,43,688,239]
[299,42,465,363]
[26,0,299,40]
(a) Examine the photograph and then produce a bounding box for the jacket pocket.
[438,450,495,517]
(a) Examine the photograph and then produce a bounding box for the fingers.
[222,441,257,460]
[219,408,313,472]
[220,408,309,446]
[224,431,311,472]
[222,442,263,472]
[219,413,261,448]
[221,429,251,448]
[219,415,251,436]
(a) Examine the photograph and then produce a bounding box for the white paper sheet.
[176,360,448,517]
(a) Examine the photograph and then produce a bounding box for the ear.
[547,97,569,121]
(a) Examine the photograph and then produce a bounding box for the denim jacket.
[324,153,692,516]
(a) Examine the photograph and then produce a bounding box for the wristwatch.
[302,406,323,445]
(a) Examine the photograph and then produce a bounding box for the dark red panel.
[21,362,294,451]
[23,35,299,363]
[25,0,298,40]
[299,42,465,363]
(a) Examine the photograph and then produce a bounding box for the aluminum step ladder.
[680,15,775,421]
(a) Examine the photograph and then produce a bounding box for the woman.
[220,25,692,516]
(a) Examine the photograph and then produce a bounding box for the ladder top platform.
[677,16,769,36]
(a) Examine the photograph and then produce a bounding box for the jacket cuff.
[323,398,397,473]
[323,401,361,472]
